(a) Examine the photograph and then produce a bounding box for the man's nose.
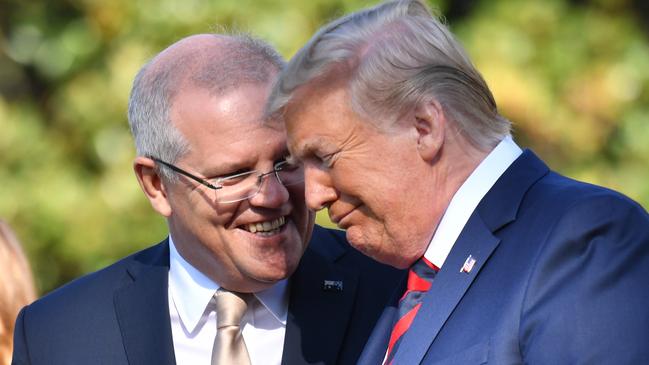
[249,171,289,207]
[304,163,337,211]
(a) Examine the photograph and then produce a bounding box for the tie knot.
[214,289,251,328]
[407,257,439,292]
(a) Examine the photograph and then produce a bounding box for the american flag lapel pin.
[460,255,476,274]
[323,280,344,292]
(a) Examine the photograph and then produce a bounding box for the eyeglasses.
[150,156,304,203]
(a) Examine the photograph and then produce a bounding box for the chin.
[345,229,381,258]
[347,231,417,269]
[253,275,283,285]
[349,240,391,266]
[251,271,290,286]
[253,259,299,283]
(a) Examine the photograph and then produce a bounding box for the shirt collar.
[168,236,289,332]
[254,279,289,325]
[424,136,522,268]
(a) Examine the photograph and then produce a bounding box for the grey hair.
[267,0,510,149]
[127,33,285,180]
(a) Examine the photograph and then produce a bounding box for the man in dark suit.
[265,0,649,363]
[12,34,402,365]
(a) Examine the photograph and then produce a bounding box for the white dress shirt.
[167,236,289,365]
[424,136,522,268]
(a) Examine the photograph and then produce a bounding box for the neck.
[426,135,491,238]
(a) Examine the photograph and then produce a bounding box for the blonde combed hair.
[268,0,510,150]
[0,221,36,365]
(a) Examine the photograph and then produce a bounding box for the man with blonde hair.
[267,0,649,363]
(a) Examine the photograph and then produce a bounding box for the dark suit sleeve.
[520,194,649,363]
[12,306,31,365]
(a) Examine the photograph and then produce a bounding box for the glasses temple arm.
[149,157,220,190]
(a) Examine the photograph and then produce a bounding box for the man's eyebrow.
[290,137,324,160]
[202,157,255,177]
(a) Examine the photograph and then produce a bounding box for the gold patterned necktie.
[211,289,252,365]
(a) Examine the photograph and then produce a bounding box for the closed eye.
[319,152,338,168]
[213,169,255,186]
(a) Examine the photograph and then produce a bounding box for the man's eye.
[301,153,332,169]
[215,169,253,186]
[319,153,337,168]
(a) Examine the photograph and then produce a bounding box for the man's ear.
[413,99,446,162]
[133,156,172,217]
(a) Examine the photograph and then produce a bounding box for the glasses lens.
[214,172,260,203]
[214,163,305,204]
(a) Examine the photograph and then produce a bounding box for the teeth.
[245,216,286,234]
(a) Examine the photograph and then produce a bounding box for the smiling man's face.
[282,82,437,269]
[163,81,313,292]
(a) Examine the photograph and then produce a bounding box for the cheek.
[328,166,361,198]
[332,158,396,197]
[208,200,244,225]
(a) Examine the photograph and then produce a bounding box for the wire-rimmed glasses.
[150,157,304,203]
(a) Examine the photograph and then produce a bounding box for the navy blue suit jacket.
[13,225,403,365]
[359,150,649,364]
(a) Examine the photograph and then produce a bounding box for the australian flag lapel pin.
[323,280,344,292]
[460,255,477,274]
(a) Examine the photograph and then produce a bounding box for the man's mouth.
[241,216,286,236]
[329,207,353,228]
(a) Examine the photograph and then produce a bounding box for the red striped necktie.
[384,256,439,365]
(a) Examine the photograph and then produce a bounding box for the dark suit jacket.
[359,150,649,364]
[13,225,403,365]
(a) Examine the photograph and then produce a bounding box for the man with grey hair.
[12,33,402,365]
[267,0,649,363]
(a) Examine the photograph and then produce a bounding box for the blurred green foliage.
[1,0,648,294]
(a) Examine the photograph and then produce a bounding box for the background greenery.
[1,0,648,294]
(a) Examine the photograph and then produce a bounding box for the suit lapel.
[281,245,360,365]
[357,278,405,365]
[114,241,176,365]
[393,215,499,364]
[392,150,549,364]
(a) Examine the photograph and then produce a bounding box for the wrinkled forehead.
[198,116,287,155]
[219,123,287,159]
[218,122,287,151]
[188,121,288,172]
